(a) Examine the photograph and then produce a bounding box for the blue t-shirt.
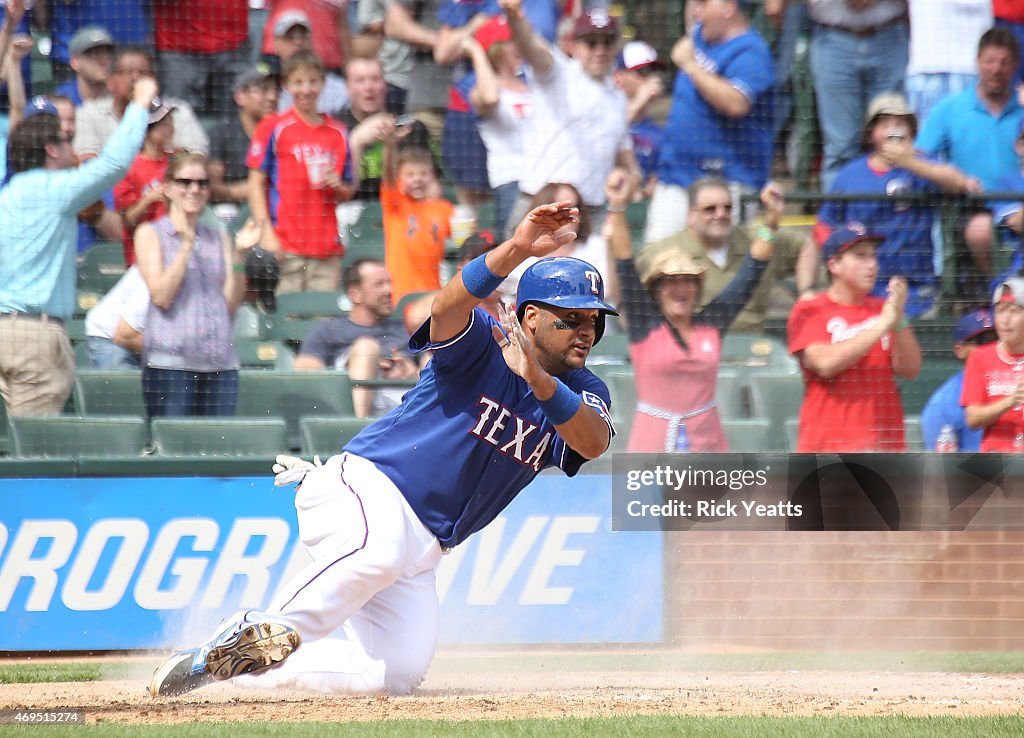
[989,170,1024,288]
[437,0,559,42]
[916,87,1024,190]
[344,308,614,548]
[50,0,150,66]
[819,155,939,318]
[920,370,982,452]
[631,117,663,181]
[656,23,774,189]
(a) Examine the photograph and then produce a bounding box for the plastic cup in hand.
[306,154,331,189]
[450,205,476,247]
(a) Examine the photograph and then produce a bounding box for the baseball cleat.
[149,613,301,697]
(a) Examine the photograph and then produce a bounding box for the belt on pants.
[814,16,907,38]
[637,400,716,453]
[0,312,65,327]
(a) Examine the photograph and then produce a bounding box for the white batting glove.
[273,454,323,487]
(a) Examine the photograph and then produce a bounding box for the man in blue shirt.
[149,203,618,698]
[647,0,774,243]
[0,77,155,416]
[916,27,1024,297]
[921,309,997,451]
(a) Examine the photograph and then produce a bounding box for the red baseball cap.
[475,15,511,51]
[573,9,618,39]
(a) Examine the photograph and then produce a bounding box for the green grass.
[2,716,1024,738]
[2,650,1023,686]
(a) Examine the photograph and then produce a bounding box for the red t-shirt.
[153,0,249,53]
[114,153,169,266]
[994,1,1024,23]
[247,109,352,259]
[787,293,905,452]
[961,343,1024,452]
[261,0,346,71]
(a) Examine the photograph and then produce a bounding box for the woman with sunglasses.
[134,152,262,417]
[606,171,783,452]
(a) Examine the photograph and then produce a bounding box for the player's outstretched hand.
[511,201,579,258]
[273,454,323,487]
[492,301,543,383]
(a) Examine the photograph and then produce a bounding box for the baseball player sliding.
[150,201,619,697]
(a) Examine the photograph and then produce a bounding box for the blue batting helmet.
[515,257,619,344]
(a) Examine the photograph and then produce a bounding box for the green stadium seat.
[66,318,88,343]
[151,417,287,457]
[73,370,145,416]
[235,339,296,370]
[299,416,375,458]
[716,367,748,419]
[904,415,924,452]
[342,201,386,266]
[748,372,805,448]
[77,241,126,294]
[276,291,348,319]
[267,317,321,348]
[721,333,798,374]
[9,415,146,458]
[74,341,93,368]
[236,370,355,449]
[722,418,772,452]
[785,416,800,451]
[898,360,961,416]
[590,332,630,364]
[234,303,272,340]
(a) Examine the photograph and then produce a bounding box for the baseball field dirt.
[0,654,1022,725]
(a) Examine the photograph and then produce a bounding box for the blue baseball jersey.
[819,155,939,318]
[656,23,774,189]
[920,370,983,453]
[344,308,614,548]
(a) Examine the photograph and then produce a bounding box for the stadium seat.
[234,303,272,340]
[276,291,349,319]
[748,372,805,448]
[721,333,799,374]
[785,416,800,451]
[73,370,145,416]
[716,367,747,419]
[235,340,296,370]
[904,415,924,452]
[236,370,355,449]
[299,416,376,458]
[151,417,287,457]
[267,317,321,348]
[898,360,961,416]
[77,241,126,294]
[342,201,385,266]
[9,415,146,458]
[605,369,637,440]
[74,341,93,368]
[722,418,772,453]
[590,332,630,364]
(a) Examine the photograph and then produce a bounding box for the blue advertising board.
[0,473,662,650]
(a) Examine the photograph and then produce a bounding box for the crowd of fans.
[4,0,1024,453]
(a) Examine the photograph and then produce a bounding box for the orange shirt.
[381,181,454,305]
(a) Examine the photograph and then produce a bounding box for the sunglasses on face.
[173,177,210,189]
[698,203,732,215]
[580,36,615,49]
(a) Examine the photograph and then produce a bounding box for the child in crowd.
[247,50,355,294]
[381,126,454,306]
[114,101,175,266]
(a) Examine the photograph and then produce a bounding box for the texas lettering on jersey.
[470,396,553,472]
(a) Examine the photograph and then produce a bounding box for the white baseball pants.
[235,452,443,694]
